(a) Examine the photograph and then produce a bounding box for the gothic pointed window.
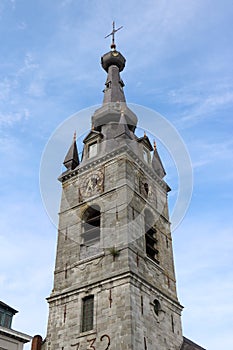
[81,205,100,245]
[144,209,159,264]
[81,295,94,332]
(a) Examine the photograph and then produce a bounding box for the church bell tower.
[42,26,185,350]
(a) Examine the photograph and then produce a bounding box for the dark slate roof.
[152,145,166,178]
[137,135,153,151]
[63,138,79,170]
[114,112,132,139]
[0,301,18,314]
[181,337,206,350]
[83,130,103,144]
[101,50,126,73]
[103,64,126,103]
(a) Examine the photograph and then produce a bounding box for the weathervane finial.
[105,21,123,50]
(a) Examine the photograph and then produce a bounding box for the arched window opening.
[144,209,159,264]
[81,295,94,332]
[153,299,161,316]
[82,205,100,245]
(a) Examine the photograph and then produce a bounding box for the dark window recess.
[105,81,111,89]
[141,295,144,315]
[145,210,159,264]
[82,295,94,332]
[82,206,100,245]
[171,314,175,333]
[0,311,12,328]
[144,183,149,194]
[4,314,11,328]
[0,311,4,325]
[145,224,159,263]
[144,337,147,350]
[153,299,161,316]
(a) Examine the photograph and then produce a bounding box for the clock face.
[81,170,104,199]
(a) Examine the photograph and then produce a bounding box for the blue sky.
[0,0,233,349]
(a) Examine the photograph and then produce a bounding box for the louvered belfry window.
[145,209,159,264]
[82,205,101,245]
[81,295,94,332]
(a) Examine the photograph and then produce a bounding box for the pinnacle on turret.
[63,131,79,170]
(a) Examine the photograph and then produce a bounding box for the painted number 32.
[71,334,110,350]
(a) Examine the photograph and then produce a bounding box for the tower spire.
[104,21,123,50]
[92,24,138,131]
[101,22,126,104]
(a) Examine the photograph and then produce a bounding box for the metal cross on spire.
[105,21,123,50]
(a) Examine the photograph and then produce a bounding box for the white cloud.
[16,53,39,77]
[0,109,30,126]
[27,80,45,97]
[0,0,15,18]
[9,0,16,9]
[174,221,233,349]
[0,78,13,101]
[180,91,233,123]
[60,0,74,6]
[0,52,42,128]
[166,79,233,126]
[190,139,233,169]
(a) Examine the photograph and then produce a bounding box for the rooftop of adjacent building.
[181,337,206,350]
[0,300,18,329]
[0,301,32,344]
[0,325,32,344]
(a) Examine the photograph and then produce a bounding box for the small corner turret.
[63,131,79,170]
[152,140,166,178]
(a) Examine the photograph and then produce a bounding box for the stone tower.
[39,33,204,350]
